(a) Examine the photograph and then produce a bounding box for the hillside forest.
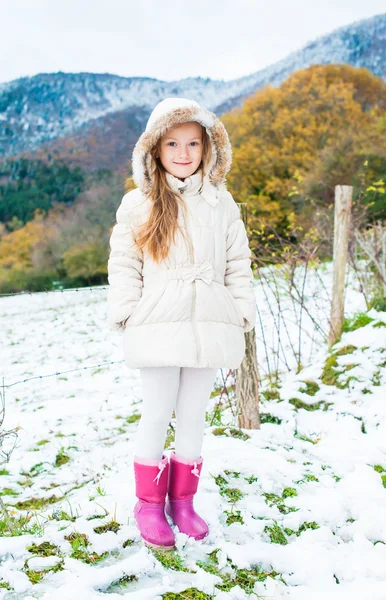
[0,64,385,293]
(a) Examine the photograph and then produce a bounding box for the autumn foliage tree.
[0,173,124,292]
[222,65,386,242]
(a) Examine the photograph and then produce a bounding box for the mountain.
[0,12,385,170]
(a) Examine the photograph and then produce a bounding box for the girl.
[107,97,256,550]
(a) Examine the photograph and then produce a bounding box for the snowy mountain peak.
[0,12,385,160]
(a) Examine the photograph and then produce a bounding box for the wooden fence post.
[328,185,352,347]
[236,202,260,429]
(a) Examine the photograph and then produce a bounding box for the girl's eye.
[166,141,200,147]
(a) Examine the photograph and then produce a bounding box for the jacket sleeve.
[107,192,144,331]
[224,193,256,333]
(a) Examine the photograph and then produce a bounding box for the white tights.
[134,367,218,461]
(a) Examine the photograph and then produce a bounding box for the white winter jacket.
[107,98,256,369]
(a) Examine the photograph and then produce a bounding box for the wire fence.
[3,360,124,389]
[0,283,124,459]
[1,284,121,392]
[0,285,109,298]
[1,284,126,465]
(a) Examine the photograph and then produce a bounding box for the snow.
[0,262,386,598]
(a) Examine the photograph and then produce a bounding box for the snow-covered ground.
[0,264,385,599]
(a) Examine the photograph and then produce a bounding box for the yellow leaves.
[293,169,303,183]
[124,177,136,194]
[0,214,45,269]
[366,179,385,194]
[222,64,386,235]
[62,242,108,280]
[289,185,300,197]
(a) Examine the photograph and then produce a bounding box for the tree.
[222,65,386,241]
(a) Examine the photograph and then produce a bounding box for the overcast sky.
[1,0,385,85]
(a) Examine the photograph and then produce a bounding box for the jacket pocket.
[124,284,166,327]
[223,286,245,327]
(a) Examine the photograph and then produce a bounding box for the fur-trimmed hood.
[131,98,232,198]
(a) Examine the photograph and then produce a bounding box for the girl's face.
[157,121,203,180]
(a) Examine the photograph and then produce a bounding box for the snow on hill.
[0,12,385,160]
[1,263,386,598]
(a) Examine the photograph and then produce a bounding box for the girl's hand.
[118,316,130,330]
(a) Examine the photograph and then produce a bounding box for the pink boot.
[165,451,209,540]
[133,455,175,550]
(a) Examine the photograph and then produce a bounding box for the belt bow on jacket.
[179,261,214,285]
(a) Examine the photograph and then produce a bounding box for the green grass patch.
[245,475,258,484]
[14,495,64,511]
[51,509,76,522]
[260,413,282,424]
[0,513,43,537]
[151,549,192,572]
[23,559,64,584]
[0,580,11,590]
[372,371,381,386]
[373,321,386,328]
[164,424,175,449]
[298,380,320,396]
[162,590,212,599]
[261,388,281,401]
[284,521,320,537]
[374,465,386,488]
[196,550,280,594]
[282,487,298,498]
[54,448,71,467]
[0,469,10,476]
[225,509,244,525]
[126,413,141,424]
[93,520,120,534]
[212,427,250,441]
[298,521,320,535]
[369,296,386,311]
[206,401,224,426]
[221,487,244,502]
[64,531,108,564]
[320,352,359,389]
[374,465,385,473]
[20,462,49,478]
[214,473,244,503]
[343,313,374,332]
[214,474,228,487]
[304,474,319,482]
[264,521,287,545]
[0,487,19,497]
[262,490,298,514]
[24,569,44,585]
[289,398,326,411]
[104,574,138,594]
[224,469,241,478]
[37,439,50,446]
[321,354,341,386]
[335,345,358,356]
[27,542,60,557]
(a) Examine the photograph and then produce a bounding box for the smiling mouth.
[174,162,191,165]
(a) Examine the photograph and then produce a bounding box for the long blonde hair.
[134,123,212,263]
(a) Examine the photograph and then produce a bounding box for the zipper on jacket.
[182,207,201,366]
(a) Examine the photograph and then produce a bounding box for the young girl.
[107,97,256,550]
